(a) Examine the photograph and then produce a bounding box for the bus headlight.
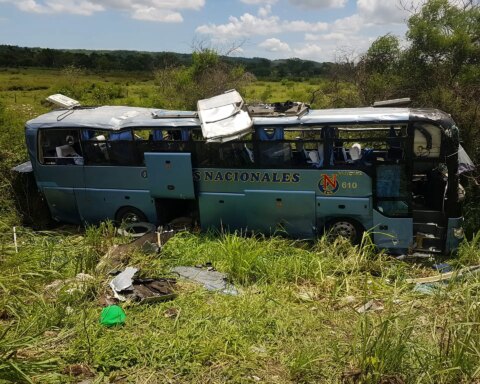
[453,227,464,239]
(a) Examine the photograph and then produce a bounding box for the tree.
[405,0,480,87]
[363,34,401,75]
[356,34,404,103]
[154,48,254,110]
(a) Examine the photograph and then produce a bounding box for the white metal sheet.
[197,90,253,143]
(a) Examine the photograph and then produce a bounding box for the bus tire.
[115,206,148,225]
[117,222,156,238]
[324,218,364,245]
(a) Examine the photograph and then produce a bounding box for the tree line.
[0,45,332,80]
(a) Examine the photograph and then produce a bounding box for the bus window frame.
[37,127,84,166]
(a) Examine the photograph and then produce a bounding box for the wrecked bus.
[22,92,471,255]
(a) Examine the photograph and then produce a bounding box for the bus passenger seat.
[55,144,83,165]
[304,146,323,168]
[349,143,362,161]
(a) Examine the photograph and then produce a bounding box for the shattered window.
[81,129,140,166]
[38,128,83,165]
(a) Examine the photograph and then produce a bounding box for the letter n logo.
[319,174,339,195]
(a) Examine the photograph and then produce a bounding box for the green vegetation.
[1,226,480,383]
[0,45,332,81]
[1,0,479,382]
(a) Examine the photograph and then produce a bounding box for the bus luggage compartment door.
[372,210,412,252]
[144,153,195,199]
[245,190,316,238]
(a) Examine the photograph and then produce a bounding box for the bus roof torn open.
[197,90,252,143]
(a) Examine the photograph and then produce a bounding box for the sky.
[0,0,417,62]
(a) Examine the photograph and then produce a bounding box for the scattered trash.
[110,267,138,298]
[432,263,452,273]
[172,265,238,295]
[96,232,158,274]
[100,305,126,327]
[129,278,176,303]
[406,264,480,284]
[356,299,384,314]
[157,226,177,248]
[109,267,176,303]
[406,264,480,295]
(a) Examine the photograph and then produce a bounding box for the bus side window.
[288,128,323,168]
[257,127,292,167]
[82,129,110,165]
[39,129,83,165]
[109,130,138,165]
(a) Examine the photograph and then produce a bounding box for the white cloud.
[356,0,409,25]
[332,13,364,32]
[259,38,291,52]
[293,43,323,59]
[196,14,281,38]
[132,7,183,22]
[197,13,329,39]
[258,4,272,17]
[0,0,204,21]
[240,0,277,4]
[289,0,347,9]
[13,0,104,15]
[305,32,347,42]
[285,20,328,33]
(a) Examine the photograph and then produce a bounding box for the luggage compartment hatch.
[144,152,195,199]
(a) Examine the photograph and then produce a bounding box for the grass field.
[1,68,480,383]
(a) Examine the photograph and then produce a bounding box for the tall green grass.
[1,68,480,382]
[1,224,480,383]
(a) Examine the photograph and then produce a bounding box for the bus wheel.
[325,219,363,245]
[117,222,156,238]
[115,206,148,224]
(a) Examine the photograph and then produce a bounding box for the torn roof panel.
[197,90,253,142]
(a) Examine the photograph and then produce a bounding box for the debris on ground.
[157,226,176,247]
[96,232,158,274]
[406,264,480,284]
[432,263,452,273]
[110,266,138,291]
[355,299,384,314]
[172,265,238,295]
[96,228,181,274]
[406,264,480,295]
[109,267,176,303]
[100,305,126,327]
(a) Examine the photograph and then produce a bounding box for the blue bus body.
[24,105,466,255]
